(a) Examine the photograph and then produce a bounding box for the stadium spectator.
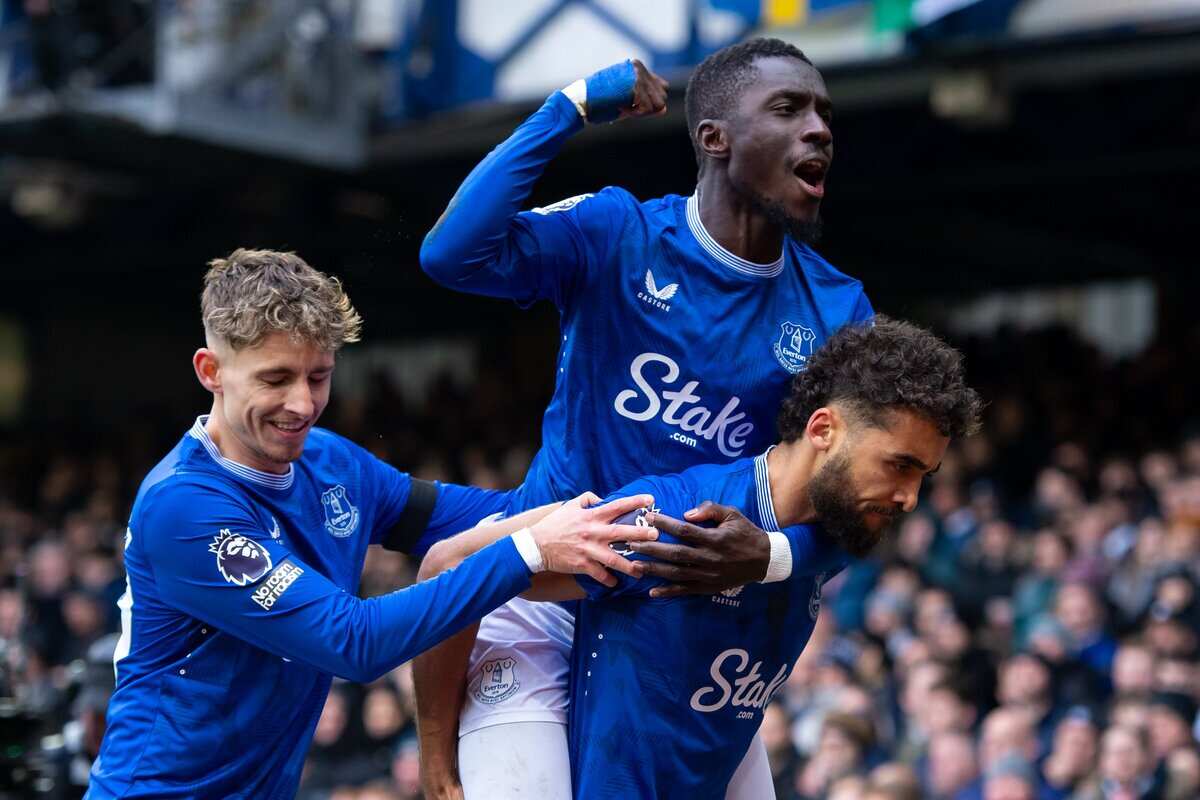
[1040,708,1100,799]
[1074,724,1160,799]
[927,731,979,799]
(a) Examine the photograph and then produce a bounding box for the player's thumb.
[578,491,602,508]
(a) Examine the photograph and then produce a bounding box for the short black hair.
[685,37,814,168]
[778,316,983,441]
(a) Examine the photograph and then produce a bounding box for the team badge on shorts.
[321,485,360,538]
[774,321,817,374]
[209,529,273,586]
[471,657,521,705]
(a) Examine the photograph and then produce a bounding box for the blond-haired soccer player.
[85,249,654,799]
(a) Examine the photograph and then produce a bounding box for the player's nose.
[284,382,315,418]
[800,112,832,147]
[894,484,919,514]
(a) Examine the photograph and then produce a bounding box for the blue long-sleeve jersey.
[569,451,848,799]
[421,90,874,516]
[86,418,528,799]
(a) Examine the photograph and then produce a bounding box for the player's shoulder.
[132,460,250,532]
[788,240,865,292]
[133,433,222,508]
[530,185,636,218]
[650,457,757,511]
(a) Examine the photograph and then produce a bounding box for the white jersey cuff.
[560,79,588,119]
[511,528,545,574]
[760,531,793,583]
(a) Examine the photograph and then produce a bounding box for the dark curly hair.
[685,37,814,170]
[778,316,983,440]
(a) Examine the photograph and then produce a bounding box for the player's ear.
[193,347,222,394]
[696,119,729,163]
[805,407,836,452]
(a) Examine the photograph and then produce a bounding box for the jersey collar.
[189,415,295,490]
[686,193,785,279]
[754,446,781,531]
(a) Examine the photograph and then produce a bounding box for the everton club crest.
[471,656,520,705]
[321,484,360,538]
[774,321,817,374]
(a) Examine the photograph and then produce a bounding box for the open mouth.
[793,158,829,198]
[269,420,309,437]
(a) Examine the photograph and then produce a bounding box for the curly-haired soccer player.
[421,317,982,799]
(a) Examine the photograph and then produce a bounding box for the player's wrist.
[560,79,588,120]
[759,531,793,583]
[560,60,635,124]
[511,527,546,573]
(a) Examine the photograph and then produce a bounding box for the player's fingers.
[683,501,737,523]
[637,560,720,583]
[626,541,708,564]
[643,511,710,544]
[649,81,668,109]
[584,561,617,587]
[596,548,644,579]
[649,583,718,599]
[600,523,657,544]
[578,491,602,508]
[563,493,592,509]
[594,493,654,522]
[649,87,668,114]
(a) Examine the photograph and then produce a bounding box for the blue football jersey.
[568,451,848,799]
[422,90,874,510]
[87,417,530,799]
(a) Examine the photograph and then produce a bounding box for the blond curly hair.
[201,249,362,351]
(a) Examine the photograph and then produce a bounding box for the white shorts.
[459,721,572,800]
[458,597,575,737]
[458,720,774,799]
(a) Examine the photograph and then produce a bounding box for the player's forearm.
[332,538,531,683]
[414,621,478,796]
[419,502,561,577]
[419,91,583,284]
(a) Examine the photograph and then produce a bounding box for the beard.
[747,190,824,245]
[807,449,892,557]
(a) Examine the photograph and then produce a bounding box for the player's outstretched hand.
[633,501,771,598]
[529,492,657,587]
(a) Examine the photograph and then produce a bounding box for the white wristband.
[759,531,793,583]
[511,528,545,574]
[561,79,588,119]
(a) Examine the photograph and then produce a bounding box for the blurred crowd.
[1,321,1199,799]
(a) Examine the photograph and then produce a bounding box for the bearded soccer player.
[416,37,874,799]
[421,318,982,798]
[84,250,658,799]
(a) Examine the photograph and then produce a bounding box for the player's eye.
[773,103,795,114]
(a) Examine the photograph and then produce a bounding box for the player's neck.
[696,174,785,264]
[766,442,818,528]
[204,406,290,475]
